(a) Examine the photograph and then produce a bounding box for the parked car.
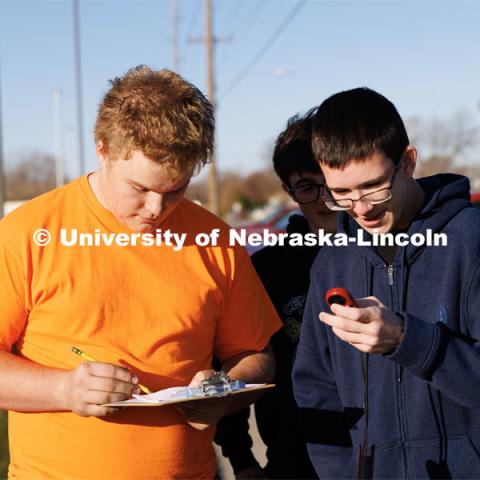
[471,192,480,208]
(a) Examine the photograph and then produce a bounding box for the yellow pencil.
[70,346,151,394]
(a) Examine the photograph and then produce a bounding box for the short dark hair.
[273,107,321,187]
[312,87,409,168]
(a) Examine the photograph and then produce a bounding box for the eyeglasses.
[324,168,398,211]
[286,182,325,204]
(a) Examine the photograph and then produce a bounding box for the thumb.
[188,369,216,388]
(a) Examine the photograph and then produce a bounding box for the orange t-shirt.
[0,176,281,479]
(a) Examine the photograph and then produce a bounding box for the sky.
[1,0,479,181]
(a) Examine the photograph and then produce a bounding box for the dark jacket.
[292,174,480,479]
[215,214,318,478]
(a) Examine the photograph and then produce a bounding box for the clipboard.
[103,383,274,407]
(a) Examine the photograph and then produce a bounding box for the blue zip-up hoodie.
[292,174,480,479]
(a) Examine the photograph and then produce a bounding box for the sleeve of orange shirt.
[214,246,282,363]
[0,218,29,352]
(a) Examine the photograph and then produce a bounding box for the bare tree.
[186,176,208,205]
[239,168,282,206]
[187,166,285,215]
[218,171,244,213]
[406,111,480,178]
[6,151,58,200]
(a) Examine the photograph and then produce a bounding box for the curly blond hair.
[94,65,214,174]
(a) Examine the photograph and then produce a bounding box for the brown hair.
[94,65,214,174]
[273,106,320,187]
[312,87,409,169]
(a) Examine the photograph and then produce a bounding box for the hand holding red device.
[325,287,357,308]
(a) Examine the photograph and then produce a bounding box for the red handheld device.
[325,287,357,308]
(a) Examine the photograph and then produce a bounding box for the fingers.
[78,362,139,392]
[331,326,397,354]
[321,309,383,341]
[329,303,375,322]
[320,311,368,333]
[327,296,383,315]
[81,371,138,395]
[331,327,379,346]
[175,403,213,430]
[354,296,382,308]
[76,362,139,395]
[188,369,216,388]
[82,389,136,406]
[66,362,140,417]
[175,396,230,430]
[320,298,404,354]
[80,404,125,418]
[82,362,137,384]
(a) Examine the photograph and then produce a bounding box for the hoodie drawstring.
[358,259,375,479]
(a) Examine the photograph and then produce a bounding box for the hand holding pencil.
[63,346,150,417]
[71,347,151,394]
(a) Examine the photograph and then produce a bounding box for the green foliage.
[236,194,264,212]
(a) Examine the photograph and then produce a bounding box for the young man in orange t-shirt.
[0,66,281,479]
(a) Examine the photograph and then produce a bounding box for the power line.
[183,0,203,76]
[186,0,203,37]
[219,0,307,101]
[217,0,267,75]
[220,0,249,39]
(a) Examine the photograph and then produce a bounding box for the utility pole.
[188,1,231,215]
[205,0,219,215]
[52,88,65,188]
[171,0,179,71]
[0,64,5,218]
[73,0,85,176]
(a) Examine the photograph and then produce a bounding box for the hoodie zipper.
[388,265,394,286]
[389,266,404,383]
[388,264,409,478]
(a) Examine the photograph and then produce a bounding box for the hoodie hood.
[337,174,471,265]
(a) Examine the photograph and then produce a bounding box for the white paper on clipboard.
[103,383,274,407]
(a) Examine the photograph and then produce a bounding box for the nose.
[351,198,376,216]
[144,192,166,218]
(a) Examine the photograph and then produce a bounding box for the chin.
[369,223,393,235]
[126,220,151,233]
[358,220,389,235]
[139,224,158,234]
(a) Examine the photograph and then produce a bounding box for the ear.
[401,146,417,178]
[96,140,109,168]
